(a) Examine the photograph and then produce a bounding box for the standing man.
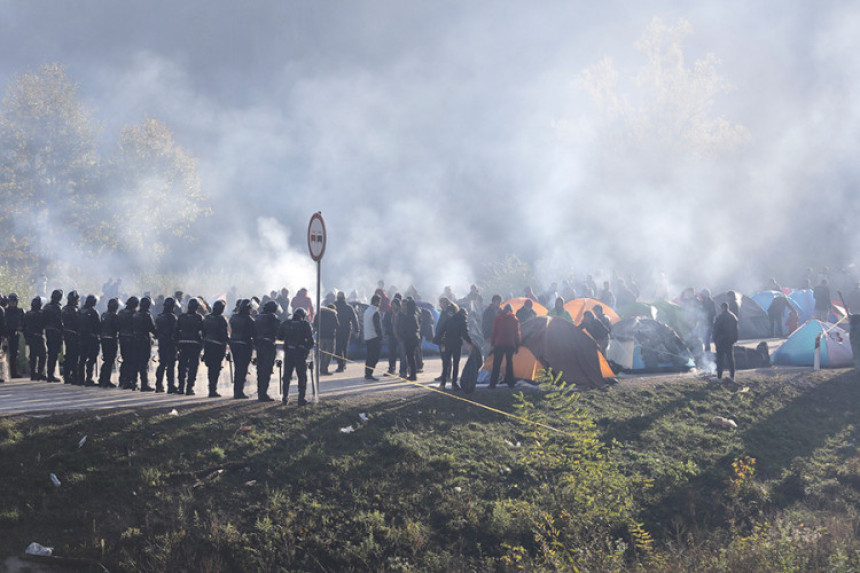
[713,302,739,382]
[228,299,255,399]
[132,296,157,392]
[278,307,314,406]
[363,294,383,381]
[813,279,832,322]
[334,291,358,372]
[384,298,400,376]
[77,295,101,386]
[490,304,521,389]
[98,298,120,388]
[254,300,280,402]
[699,289,717,353]
[481,294,502,355]
[436,304,473,391]
[43,289,63,382]
[397,297,422,381]
[155,297,178,393]
[117,297,139,389]
[61,291,82,385]
[23,296,46,381]
[176,298,204,395]
[202,300,229,398]
[547,297,574,323]
[515,299,536,324]
[317,303,338,376]
[4,294,25,379]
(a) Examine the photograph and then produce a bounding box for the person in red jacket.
[490,304,521,388]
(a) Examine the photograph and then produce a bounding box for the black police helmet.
[51,289,63,302]
[31,296,42,310]
[126,296,139,309]
[293,308,307,320]
[163,297,175,311]
[84,294,97,308]
[108,298,119,312]
[263,300,279,314]
[187,298,200,313]
[213,300,226,315]
[139,297,152,311]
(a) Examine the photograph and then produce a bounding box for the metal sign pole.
[307,211,326,404]
[314,259,321,402]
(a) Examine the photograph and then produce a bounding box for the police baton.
[226,351,234,386]
[276,358,283,399]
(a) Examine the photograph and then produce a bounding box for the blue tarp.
[771,319,853,367]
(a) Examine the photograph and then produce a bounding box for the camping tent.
[712,292,770,339]
[651,300,692,340]
[502,297,548,317]
[617,302,658,321]
[751,290,802,335]
[784,289,846,325]
[482,346,543,382]
[563,298,621,325]
[771,320,853,367]
[606,317,695,372]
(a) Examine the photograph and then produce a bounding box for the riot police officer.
[278,308,314,406]
[155,297,178,393]
[254,300,280,402]
[117,297,139,389]
[202,299,228,398]
[23,296,46,380]
[176,298,204,395]
[99,298,120,388]
[4,294,25,379]
[228,299,255,399]
[77,295,100,386]
[132,296,157,392]
[43,289,63,382]
[61,291,81,385]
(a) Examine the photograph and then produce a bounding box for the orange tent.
[564,298,620,325]
[502,297,548,316]
[482,346,544,382]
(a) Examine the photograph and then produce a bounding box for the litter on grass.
[340,426,355,434]
[25,542,53,556]
[359,413,369,422]
[49,473,61,487]
[711,416,738,429]
[77,435,87,448]
[169,409,179,416]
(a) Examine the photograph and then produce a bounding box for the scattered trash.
[132,491,137,496]
[711,416,738,429]
[169,409,179,416]
[504,439,522,448]
[49,473,61,487]
[358,413,369,422]
[738,386,750,393]
[95,416,102,421]
[77,435,87,449]
[25,542,53,556]
[240,425,252,431]
[340,426,355,434]
[244,480,257,487]
[244,466,251,472]
[454,486,462,493]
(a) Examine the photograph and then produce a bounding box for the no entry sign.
[307,212,326,262]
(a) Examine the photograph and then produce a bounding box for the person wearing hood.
[515,298,537,324]
[77,294,101,386]
[713,302,739,381]
[254,300,280,402]
[61,291,82,385]
[278,307,314,406]
[98,298,120,388]
[397,297,422,381]
[229,299,255,399]
[291,288,315,324]
[202,300,229,398]
[490,304,521,389]
[118,296,139,389]
[43,289,64,382]
[23,296,46,381]
[155,297,179,393]
[176,298,204,395]
[435,303,473,391]
[547,297,574,323]
[334,291,358,373]
[4,293,25,379]
[133,297,157,392]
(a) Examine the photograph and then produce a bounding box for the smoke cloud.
[2,1,859,301]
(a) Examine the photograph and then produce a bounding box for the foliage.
[477,253,540,301]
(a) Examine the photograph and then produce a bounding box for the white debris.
[50,473,61,487]
[711,416,738,429]
[77,435,87,449]
[169,409,179,416]
[359,413,369,422]
[340,426,355,434]
[25,542,53,556]
[454,486,462,493]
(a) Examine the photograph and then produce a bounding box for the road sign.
[307,212,326,262]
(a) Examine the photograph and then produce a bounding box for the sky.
[2,0,859,300]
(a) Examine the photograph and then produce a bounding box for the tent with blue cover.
[752,290,802,335]
[606,317,695,373]
[771,320,853,367]
[712,292,770,339]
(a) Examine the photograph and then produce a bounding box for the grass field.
[2,367,860,571]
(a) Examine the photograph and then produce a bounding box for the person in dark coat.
[699,289,717,352]
[436,305,473,390]
[768,295,791,338]
[397,297,422,381]
[515,299,537,324]
[481,294,502,354]
[43,289,63,382]
[363,294,383,380]
[23,296,46,381]
[490,304,521,388]
[726,291,740,320]
[176,298,204,395]
[581,311,610,353]
[132,296,157,392]
[712,302,739,381]
[254,300,280,401]
[117,296,139,389]
[98,298,120,388]
[278,307,314,406]
[155,297,179,393]
[813,279,832,321]
[383,297,401,376]
[202,300,229,397]
[333,292,358,372]
[61,291,82,385]
[4,294,25,379]
[317,303,338,375]
[77,294,101,386]
[229,299,255,399]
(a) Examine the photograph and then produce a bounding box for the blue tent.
[787,289,815,323]
[771,320,853,367]
[752,290,801,335]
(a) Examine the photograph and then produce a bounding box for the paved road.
[0,357,448,416]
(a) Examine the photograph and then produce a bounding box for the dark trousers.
[283,348,309,401]
[46,329,62,380]
[63,333,80,385]
[134,338,152,388]
[27,335,46,379]
[255,342,275,397]
[178,342,202,392]
[7,332,21,378]
[319,337,334,373]
[490,346,516,387]
[203,341,226,394]
[403,338,419,379]
[387,335,399,373]
[156,342,177,390]
[78,336,99,384]
[365,337,381,378]
[99,338,118,386]
[441,344,463,382]
[335,330,351,370]
[230,342,252,397]
[716,343,735,379]
[119,336,136,388]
